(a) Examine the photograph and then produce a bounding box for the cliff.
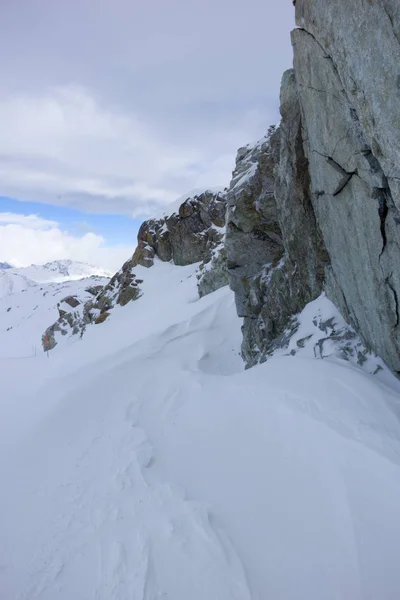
[42,191,228,350]
[226,0,400,374]
[42,1,400,375]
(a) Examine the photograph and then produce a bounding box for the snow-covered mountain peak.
[10,259,112,283]
[0,261,13,270]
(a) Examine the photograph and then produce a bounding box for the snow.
[0,261,13,270]
[232,161,258,190]
[0,274,110,358]
[0,270,35,299]
[11,259,112,283]
[1,260,400,599]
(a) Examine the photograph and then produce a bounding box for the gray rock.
[225,129,284,320]
[132,190,227,268]
[292,18,400,373]
[229,2,400,374]
[226,74,328,367]
[96,257,142,308]
[197,245,229,298]
[60,295,80,308]
[85,285,104,297]
[295,0,400,210]
[42,259,142,351]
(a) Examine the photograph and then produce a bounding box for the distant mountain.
[0,262,13,270]
[10,260,112,283]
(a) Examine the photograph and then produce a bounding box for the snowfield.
[10,260,112,283]
[0,273,110,359]
[1,261,400,599]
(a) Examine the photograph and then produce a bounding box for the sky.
[0,1,294,271]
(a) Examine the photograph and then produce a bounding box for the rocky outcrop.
[132,190,229,297]
[42,191,229,351]
[42,262,142,351]
[133,190,227,270]
[292,0,400,374]
[96,258,142,310]
[197,243,229,298]
[225,112,328,366]
[226,0,400,375]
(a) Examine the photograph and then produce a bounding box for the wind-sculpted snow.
[1,261,400,599]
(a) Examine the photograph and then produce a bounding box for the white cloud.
[0,86,282,216]
[0,213,132,272]
[0,85,261,217]
[0,212,58,229]
[0,86,191,214]
[0,1,294,217]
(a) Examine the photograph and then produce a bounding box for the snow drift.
[1,260,400,599]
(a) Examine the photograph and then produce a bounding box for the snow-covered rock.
[42,258,142,351]
[40,190,230,352]
[0,274,110,358]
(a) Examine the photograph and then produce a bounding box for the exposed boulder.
[61,295,80,308]
[85,285,104,297]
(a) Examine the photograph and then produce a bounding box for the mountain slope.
[11,260,111,283]
[0,270,35,299]
[0,274,110,358]
[1,261,400,599]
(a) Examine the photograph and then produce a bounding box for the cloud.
[0,212,133,271]
[0,212,58,229]
[0,1,294,218]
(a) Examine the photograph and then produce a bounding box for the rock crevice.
[226,2,400,373]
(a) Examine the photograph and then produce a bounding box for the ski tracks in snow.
[16,390,251,600]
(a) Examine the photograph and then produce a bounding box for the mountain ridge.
[10,259,112,283]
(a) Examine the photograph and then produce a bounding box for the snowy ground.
[0,272,110,358]
[1,261,400,599]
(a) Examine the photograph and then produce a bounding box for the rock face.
[225,116,328,366]
[226,0,400,374]
[42,262,142,351]
[133,190,229,297]
[292,0,400,374]
[96,258,142,310]
[42,191,228,351]
[197,244,229,298]
[133,190,227,269]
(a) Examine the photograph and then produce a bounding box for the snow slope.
[0,274,110,358]
[0,270,35,299]
[1,261,400,599]
[11,259,112,283]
